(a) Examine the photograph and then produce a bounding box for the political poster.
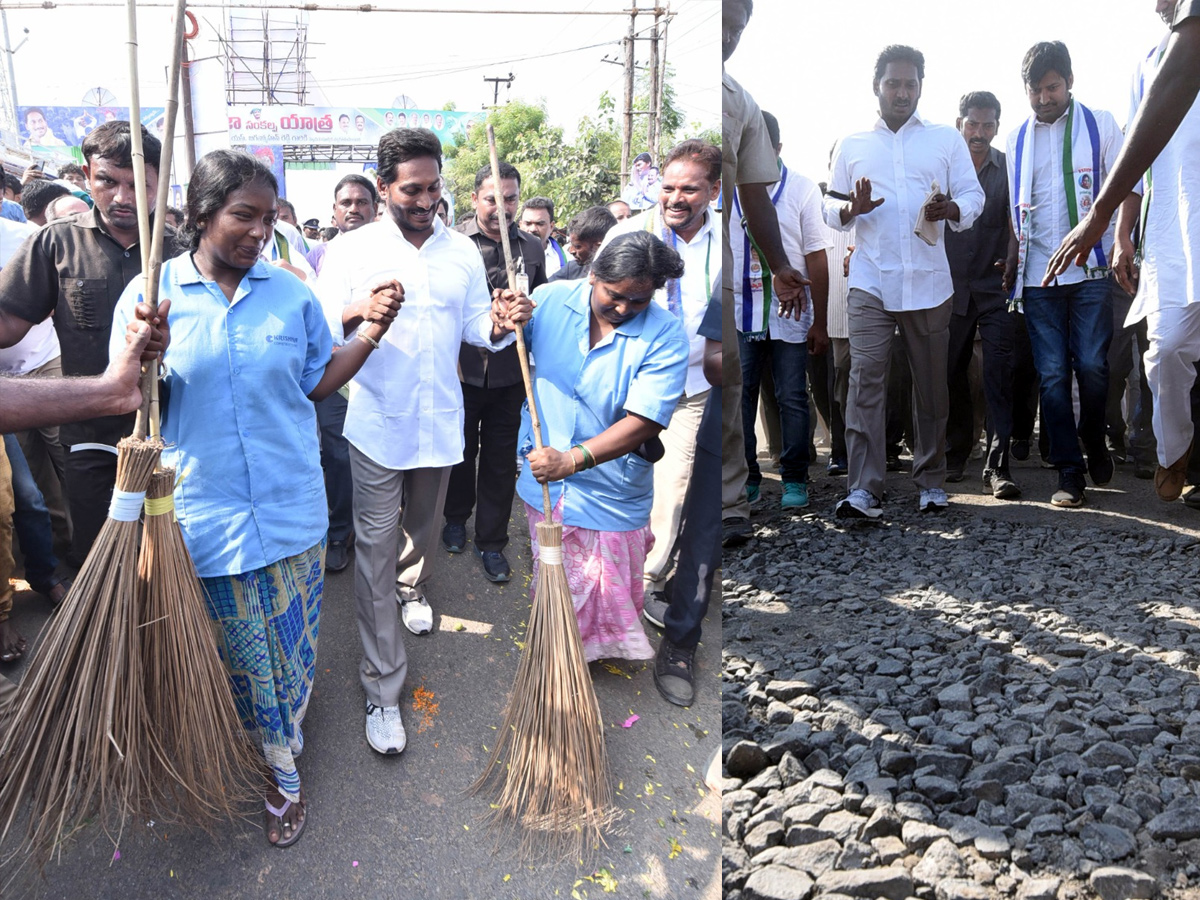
[226,106,482,147]
[17,106,168,164]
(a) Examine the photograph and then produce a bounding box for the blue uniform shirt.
[516,279,688,532]
[110,254,333,577]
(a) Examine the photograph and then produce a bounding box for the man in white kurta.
[1117,6,1200,501]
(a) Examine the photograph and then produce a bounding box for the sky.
[730,0,1169,186]
[2,0,720,141]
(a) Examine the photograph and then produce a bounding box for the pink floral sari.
[524,501,655,662]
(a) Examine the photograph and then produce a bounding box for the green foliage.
[443,101,552,220]
[441,69,717,228]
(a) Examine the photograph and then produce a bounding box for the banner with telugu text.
[226,106,483,146]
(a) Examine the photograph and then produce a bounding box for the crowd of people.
[0,116,722,848]
[722,0,1200,541]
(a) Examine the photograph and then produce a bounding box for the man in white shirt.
[1004,41,1124,508]
[824,44,984,519]
[314,128,530,756]
[519,197,566,278]
[732,110,829,512]
[605,139,721,610]
[1105,3,1200,502]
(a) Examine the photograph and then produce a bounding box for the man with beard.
[944,91,1021,499]
[313,128,531,753]
[0,121,183,565]
[1004,41,1123,508]
[824,45,983,519]
[444,161,547,584]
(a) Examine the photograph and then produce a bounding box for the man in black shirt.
[0,121,183,565]
[548,206,618,283]
[446,161,546,582]
[944,91,1021,499]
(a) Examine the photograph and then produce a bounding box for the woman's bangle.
[569,448,579,475]
[575,443,596,470]
[356,327,380,350]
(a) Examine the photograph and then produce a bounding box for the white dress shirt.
[1127,34,1200,320]
[604,205,720,397]
[824,224,854,340]
[313,216,513,471]
[1004,102,1123,288]
[823,112,984,312]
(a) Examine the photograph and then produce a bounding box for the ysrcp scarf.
[1011,98,1108,308]
[732,163,789,339]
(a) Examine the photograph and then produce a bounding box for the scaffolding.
[222,8,309,106]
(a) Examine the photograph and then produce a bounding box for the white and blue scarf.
[1011,98,1108,306]
[732,163,789,339]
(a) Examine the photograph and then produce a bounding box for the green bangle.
[575,443,596,470]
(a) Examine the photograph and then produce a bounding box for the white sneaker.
[919,488,949,512]
[835,488,882,519]
[397,591,433,635]
[364,701,406,755]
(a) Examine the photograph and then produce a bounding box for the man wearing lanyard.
[732,110,829,512]
[604,139,721,622]
[1004,41,1124,508]
[824,44,984,519]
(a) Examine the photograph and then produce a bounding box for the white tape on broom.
[108,489,147,522]
[539,545,562,565]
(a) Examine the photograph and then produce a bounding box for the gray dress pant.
[349,443,450,707]
[846,289,952,499]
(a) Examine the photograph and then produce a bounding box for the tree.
[443,101,557,220]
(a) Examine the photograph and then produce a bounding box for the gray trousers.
[349,444,450,707]
[846,289,952,499]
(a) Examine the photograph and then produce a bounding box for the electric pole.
[620,5,636,191]
[483,72,514,107]
[647,5,661,165]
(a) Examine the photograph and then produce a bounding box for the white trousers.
[1145,303,1200,466]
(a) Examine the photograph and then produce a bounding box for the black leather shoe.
[326,535,353,573]
[1087,446,1114,487]
[721,517,752,547]
[442,522,466,554]
[654,638,695,707]
[475,547,511,582]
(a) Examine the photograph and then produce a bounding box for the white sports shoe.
[365,701,406,755]
[398,592,433,635]
[919,488,949,512]
[835,488,883,519]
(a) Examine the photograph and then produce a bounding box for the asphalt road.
[2,500,720,900]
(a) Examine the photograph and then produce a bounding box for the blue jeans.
[1022,278,1114,473]
[4,433,60,592]
[739,333,810,484]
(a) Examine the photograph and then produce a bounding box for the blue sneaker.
[781,482,809,510]
[746,483,761,505]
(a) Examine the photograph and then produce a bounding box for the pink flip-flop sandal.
[264,796,306,848]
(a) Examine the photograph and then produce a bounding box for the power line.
[0,1,644,10]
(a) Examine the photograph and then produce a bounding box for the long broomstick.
[470,126,618,858]
[126,0,266,822]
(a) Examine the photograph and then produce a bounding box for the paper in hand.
[913,180,941,247]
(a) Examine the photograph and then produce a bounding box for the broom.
[0,2,170,867]
[128,0,266,823]
[0,435,161,868]
[470,126,619,858]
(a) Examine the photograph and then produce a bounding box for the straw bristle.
[0,436,161,870]
[137,467,268,824]
[471,521,620,859]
